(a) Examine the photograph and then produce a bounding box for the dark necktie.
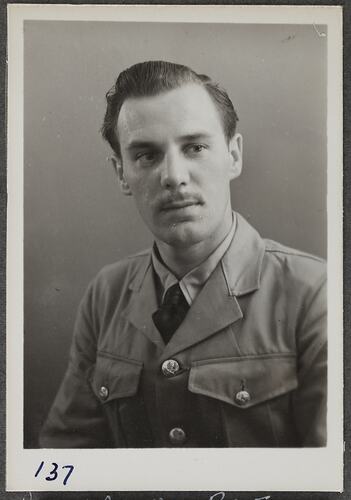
[152,283,190,344]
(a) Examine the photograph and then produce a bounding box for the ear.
[110,155,132,196]
[228,133,243,180]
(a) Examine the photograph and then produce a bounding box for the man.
[40,61,327,448]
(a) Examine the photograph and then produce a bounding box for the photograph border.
[1,0,349,498]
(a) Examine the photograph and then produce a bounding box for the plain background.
[23,21,327,447]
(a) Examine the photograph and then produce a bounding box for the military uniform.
[40,213,327,448]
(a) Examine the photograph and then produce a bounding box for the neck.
[156,212,233,279]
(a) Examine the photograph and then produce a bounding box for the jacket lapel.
[122,257,165,349]
[122,213,266,357]
[162,261,243,359]
[162,213,266,359]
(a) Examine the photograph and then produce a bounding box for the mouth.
[161,200,202,212]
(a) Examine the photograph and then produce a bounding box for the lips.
[161,200,200,211]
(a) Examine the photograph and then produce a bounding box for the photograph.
[6,4,343,493]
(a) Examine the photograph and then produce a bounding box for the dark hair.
[101,60,239,158]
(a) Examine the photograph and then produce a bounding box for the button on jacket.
[40,213,327,448]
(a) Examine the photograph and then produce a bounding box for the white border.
[6,4,343,493]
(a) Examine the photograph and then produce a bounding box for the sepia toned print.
[39,61,326,448]
[7,7,342,491]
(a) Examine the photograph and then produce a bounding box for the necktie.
[152,283,190,344]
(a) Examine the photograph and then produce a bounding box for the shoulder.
[262,238,326,291]
[97,248,151,281]
[72,249,152,337]
[263,238,325,269]
[86,248,151,299]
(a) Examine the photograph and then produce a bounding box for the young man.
[40,61,327,448]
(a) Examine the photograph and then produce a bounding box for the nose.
[160,150,190,190]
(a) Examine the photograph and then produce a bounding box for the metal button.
[161,359,180,377]
[235,390,251,405]
[169,427,186,445]
[99,386,109,400]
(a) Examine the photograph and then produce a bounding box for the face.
[114,83,242,250]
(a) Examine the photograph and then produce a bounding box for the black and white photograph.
[6,4,343,493]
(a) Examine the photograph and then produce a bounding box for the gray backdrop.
[23,21,327,447]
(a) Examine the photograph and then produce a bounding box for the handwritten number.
[45,462,59,481]
[35,461,74,485]
[62,465,74,486]
[34,461,44,477]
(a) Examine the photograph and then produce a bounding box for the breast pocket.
[90,352,153,447]
[91,351,142,403]
[188,354,298,447]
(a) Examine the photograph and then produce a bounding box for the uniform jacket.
[40,213,327,448]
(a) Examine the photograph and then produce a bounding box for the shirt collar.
[152,212,237,305]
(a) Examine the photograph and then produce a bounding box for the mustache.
[156,192,205,210]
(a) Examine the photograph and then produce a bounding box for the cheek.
[127,174,155,207]
[199,167,230,194]
[199,153,232,183]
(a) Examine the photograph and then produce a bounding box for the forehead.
[116,83,225,143]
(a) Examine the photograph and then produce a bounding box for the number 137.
[35,461,74,486]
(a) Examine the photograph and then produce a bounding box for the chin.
[157,220,209,248]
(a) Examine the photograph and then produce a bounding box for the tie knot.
[162,283,184,306]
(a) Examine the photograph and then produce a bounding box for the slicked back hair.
[101,60,239,159]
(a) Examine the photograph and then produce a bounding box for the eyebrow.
[178,132,212,142]
[126,140,157,152]
[126,132,213,151]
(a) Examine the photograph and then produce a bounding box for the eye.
[135,151,159,166]
[184,144,208,156]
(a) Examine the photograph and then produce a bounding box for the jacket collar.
[128,213,265,295]
[221,212,265,296]
[125,213,266,355]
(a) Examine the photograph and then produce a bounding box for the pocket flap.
[91,351,143,404]
[188,354,297,409]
